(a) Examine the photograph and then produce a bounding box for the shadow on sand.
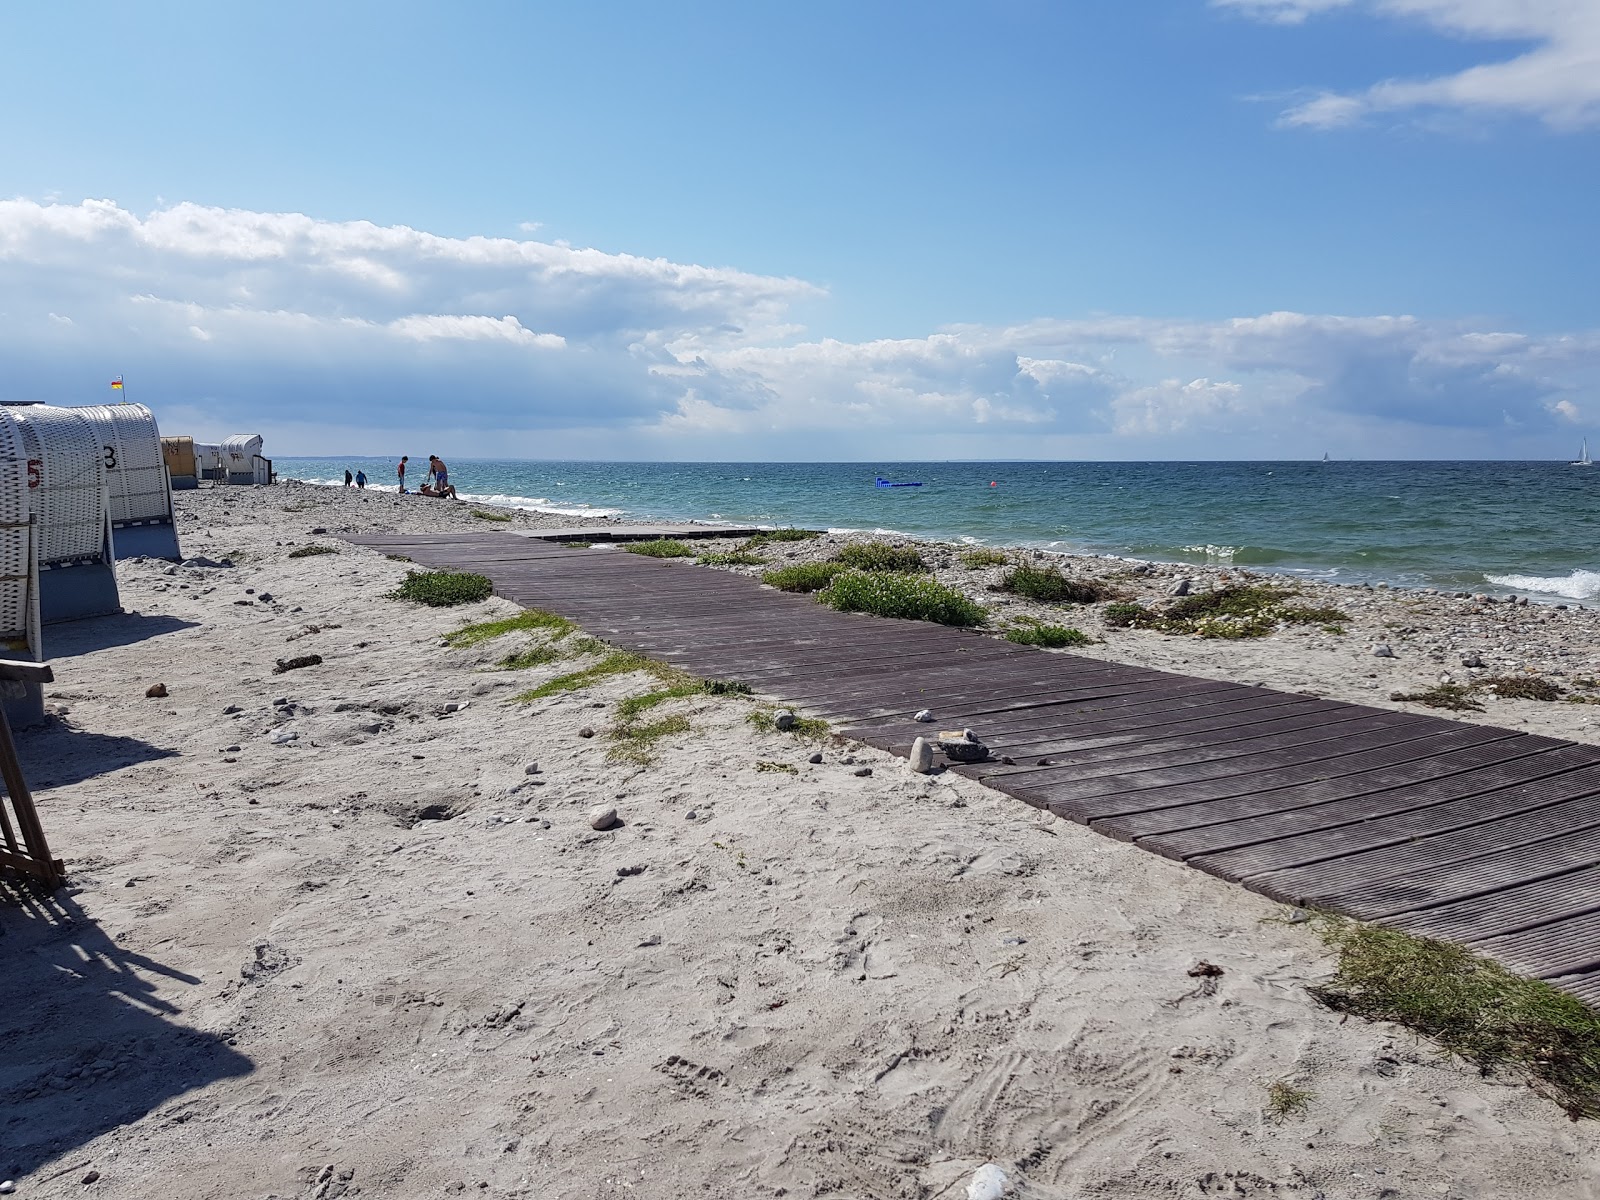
[0,880,253,1181]
[15,722,180,789]
[42,612,200,657]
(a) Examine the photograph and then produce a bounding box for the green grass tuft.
[514,650,655,702]
[390,570,494,607]
[740,528,820,550]
[287,544,337,559]
[498,645,562,670]
[608,713,692,765]
[1004,621,1093,648]
[559,541,593,549]
[762,562,843,593]
[959,547,1009,569]
[756,760,798,774]
[623,538,696,558]
[443,608,575,647]
[818,570,987,627]
[1310,915,1600,1120]
[1001,563,1113,604]
[471,509,512,521]
[698,551,768,566]
[832,542,926,573]
[747,709,830,738]
[384,553,411,562]
[1264,1080,1313,1122]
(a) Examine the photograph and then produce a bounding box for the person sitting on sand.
[418,480,458,500]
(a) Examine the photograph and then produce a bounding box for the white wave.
[454,490,625,518]
[1484,569,1600,600]
[1180,543,1241,564]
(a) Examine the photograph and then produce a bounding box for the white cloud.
[1220,0,1600,129]
[1,198,1598,457]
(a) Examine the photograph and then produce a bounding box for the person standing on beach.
[397,455,409,494]
[344,469,353,488]
[355,469,367,490]
[429,455,449,491]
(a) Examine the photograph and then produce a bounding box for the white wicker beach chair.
[74,402,182,560]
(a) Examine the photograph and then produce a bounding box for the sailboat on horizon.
[1574,438,1593,467]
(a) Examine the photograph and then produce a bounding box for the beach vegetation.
[384,553,411,562]
[1103,586,1349,640]
[608,713,692,765]
[471,509,512,522]
[818,569,987,627]
[559,541,593,549]
[287,544,337,558]
[747,708,830,738]
[698,551,767,566]
[497,645,562,670]
[740,528,820,550]
[959,547,1009,569]
[514,649,660,702]
[700,678,753,696]
[756,760,798,774]
[1308,914,1600,1120]
[1004,620,1093,648]
[762,562,843,592]
[1264,1080,1313,1122]
[391,570,494,607]
[623,538,696,558]
[1001,563,1112,604]
[443,608,574,647]
[1389,683,1485,712]
[832,542,926,572]
[1101,602,1157,629]
[1482,675,1565,702]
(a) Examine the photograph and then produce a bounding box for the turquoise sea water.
[276,458,1600,602]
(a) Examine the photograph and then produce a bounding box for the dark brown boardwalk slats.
[1254,823,1600,918]
[342,530,1600,1007]
[972,701,1374,774]
[1084,725,1521,839]
[1181,748,1600,879]
[1004,714,1438,813]
[1467,910,1600,979]
[1379,865,1600,944]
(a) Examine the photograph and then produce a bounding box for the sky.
[1,0,1597,460]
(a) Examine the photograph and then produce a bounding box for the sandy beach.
[5,480,1600,1200]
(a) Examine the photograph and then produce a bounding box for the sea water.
[275,458,1600,602]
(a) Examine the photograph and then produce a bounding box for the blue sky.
[1,0,1597,459]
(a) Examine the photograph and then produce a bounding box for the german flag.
[110,378,123,390]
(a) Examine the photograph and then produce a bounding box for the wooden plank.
[1466,909,1600,979]
[1551,969,1600,1007]
[990,712,1428,799]
[1253,823,1600,919]
[1179,748,1600,878]
[1097,728,1539,842]
[1391,865,1600,944]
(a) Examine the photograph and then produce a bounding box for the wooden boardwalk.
[354,531,1600,1006]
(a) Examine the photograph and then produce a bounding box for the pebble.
[808,752,823,764]
[1461,653,1484,668]
[685,810,697,820]
[1,1179,13,1194]
[82,1171,100,1185]
[1169,577,1191,597]
[1372,644,1395,658]
[908,736,935,774]
[853,767,872,777]
[578,726,596,738]
[965,1164,1007,1200]
[774,710,798,731]
[524,762,541,775]
[257,592,274,603]
[222,704,242,714]
[145,682,168,698]
[270,730,299,744]
[589,804,619,831]
[913,709,935,723]
[442,701,469,713]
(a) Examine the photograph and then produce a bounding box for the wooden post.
[0,657,61,888]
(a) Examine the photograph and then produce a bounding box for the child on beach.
[397,456,409,494]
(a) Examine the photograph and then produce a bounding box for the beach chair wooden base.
[0,658,61,889]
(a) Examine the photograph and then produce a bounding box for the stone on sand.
[589,804,619,831]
